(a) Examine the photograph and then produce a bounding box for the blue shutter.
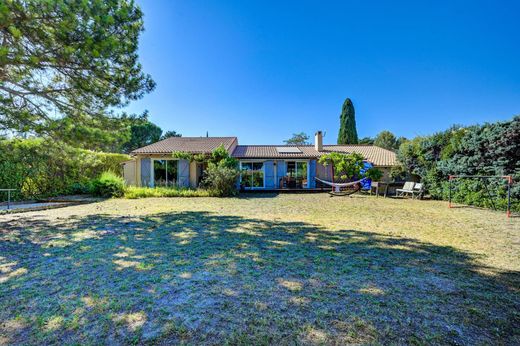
[177,159,190,187]
[264,161,275,189]
[308,159,317,188]
[141,158,151,187]
[277,161,286,180]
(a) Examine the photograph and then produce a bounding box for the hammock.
[315,177,366,196]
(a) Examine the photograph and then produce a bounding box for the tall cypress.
[337,98,358,144]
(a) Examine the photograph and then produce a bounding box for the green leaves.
[318,152,365,181]
[337,98,358,144]
[0,0,155,139]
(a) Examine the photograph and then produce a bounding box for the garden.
[0,194,518,344]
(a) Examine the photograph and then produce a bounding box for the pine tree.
[337,98,358,144]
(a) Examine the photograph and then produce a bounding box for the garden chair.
[396,181,415,198]
[411,183,425,199]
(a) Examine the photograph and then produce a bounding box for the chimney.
[314,131,323,151]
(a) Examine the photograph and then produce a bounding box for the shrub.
[202,164,240,197]
[364,167,383,181]
[124,186,211,199]
[397,116,519,212]
[68,181,93,195]
[0,138,129,200]
[92,172,125,197]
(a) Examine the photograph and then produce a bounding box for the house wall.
[189,161,198,188]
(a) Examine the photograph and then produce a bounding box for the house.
[122,131,399,190]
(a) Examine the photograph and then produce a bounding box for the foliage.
[172,151,195,161]
[337,98,358,144]
[284,132,310,145]
[198,145,240,196]
[364,167,383,181]
[0,138,129,200]
[318,152,365,181]
[397,116,519,211]
[358,136,374,145]
[373,131,396,150]
[201,165,240,197]
[122,116,162,153]
[160,130,182,140]
[208,144,239,169]
[0,0,155,138]
[92,171,125,198]
[69,181,94,195]
[390,165,407,181]
[124,186,210,199]
[373,131,408,151]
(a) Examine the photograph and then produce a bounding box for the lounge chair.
[396,181,415,198]
[411,183,425,199]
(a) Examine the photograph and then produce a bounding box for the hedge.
[0,138,129,200]
[397,116,519,212]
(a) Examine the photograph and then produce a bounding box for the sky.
[127,0,520,144]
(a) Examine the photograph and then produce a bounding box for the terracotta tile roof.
[131,137,237,155]
[232,145,398,166]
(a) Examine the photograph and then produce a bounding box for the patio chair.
[411,183,425,199]
[396,181,415,198]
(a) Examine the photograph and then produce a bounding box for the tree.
[337,98,358,144]
[161,130,182,140]
[318,152,365,181]
[374,131,398,150]
[284,132,310,145]
[358,137,374,145]
[0,0,155,138]
[122,117,162,153]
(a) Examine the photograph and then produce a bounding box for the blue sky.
[127,1,520,144]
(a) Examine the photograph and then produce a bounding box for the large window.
[286,161,308,179]
[153,159,178,187]
[241,162,264,188]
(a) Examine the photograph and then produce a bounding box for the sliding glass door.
[153,159,178,187]
[240,162,264,188]
[286,161,308,179]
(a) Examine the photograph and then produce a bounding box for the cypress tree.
[337,98,358,144]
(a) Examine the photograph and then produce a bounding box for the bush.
[92,172,125,197]
[364,167,383,181]
[68,181,93,195]
[202,164,240,197]
[124,186,211,199]
[0,138,130,200]
[397,116,519,212]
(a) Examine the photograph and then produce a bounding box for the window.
[153,159,178,187]
[240,162,264,188]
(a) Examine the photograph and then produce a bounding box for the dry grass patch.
[0,193,518,344]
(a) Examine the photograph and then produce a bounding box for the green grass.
[0,194,518,344]
[123,186,211,199]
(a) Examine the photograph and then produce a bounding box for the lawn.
[0,194,518,345]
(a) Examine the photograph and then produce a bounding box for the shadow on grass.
[0,211,519,345]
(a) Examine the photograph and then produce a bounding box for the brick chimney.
[314,131,323,152]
